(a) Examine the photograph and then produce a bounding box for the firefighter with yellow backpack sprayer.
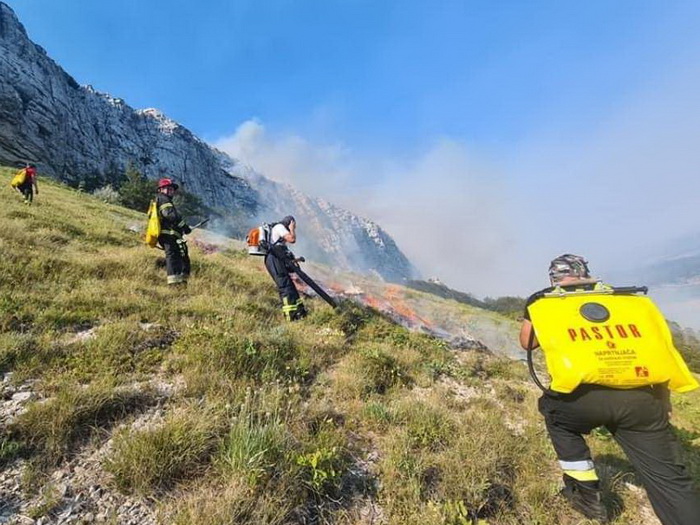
[520,254,700,524]
[145,178,192,285]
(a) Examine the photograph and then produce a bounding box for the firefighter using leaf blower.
[262,216,307,321]
[520,254,700,525]
[154,178,191,285]
[247,216,337,321]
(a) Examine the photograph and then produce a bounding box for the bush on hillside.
[173,189,211,222]
[92,185,121,204]
[483,295,527,319]
[406,280,489,309]
[117,163,154,212]
[669,321,700,373]
[407,280,526,319]
[67,172,103,193]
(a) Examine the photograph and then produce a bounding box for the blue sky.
[10,1,700,314]
[13,1,694,150]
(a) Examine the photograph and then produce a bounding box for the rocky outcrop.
[0,372,177,525]
[0,2,416,281]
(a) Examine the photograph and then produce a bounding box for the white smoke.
[213,53,700,322]
[214,119,355,198]
[215,124,520,297]
[359,139,519,297]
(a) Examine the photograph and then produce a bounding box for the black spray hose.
[526,327,548,393]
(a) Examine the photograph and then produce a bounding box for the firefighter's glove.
[182,224,192,235]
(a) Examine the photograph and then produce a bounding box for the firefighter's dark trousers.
[159,235,190,285]
[264,253,305,321]
[18,181,33,204]
[539,385,700,525]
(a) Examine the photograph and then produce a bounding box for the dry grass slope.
[0,167,699,524]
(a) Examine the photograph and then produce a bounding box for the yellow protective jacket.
[527,283,698,394]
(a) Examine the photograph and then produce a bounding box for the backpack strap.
[266,222,284,246]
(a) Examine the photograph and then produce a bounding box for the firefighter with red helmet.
[156,178,191,285]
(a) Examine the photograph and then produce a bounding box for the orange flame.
[383,285,433,328]
[303,278,434,332]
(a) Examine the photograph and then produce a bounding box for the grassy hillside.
[1,168,699,525]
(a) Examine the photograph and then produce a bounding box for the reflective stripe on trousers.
[282,297,304,321]
[559,459,599,481]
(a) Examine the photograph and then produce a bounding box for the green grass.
[106,407,223,494]
[11,381,155,466]
[1,167,699,524]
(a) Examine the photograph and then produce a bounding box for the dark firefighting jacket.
[156,193,188,238]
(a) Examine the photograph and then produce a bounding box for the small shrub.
[0,332,37,373]
[292,410,352,499]
[296,446,344,493]
[439,499,472,525]
[0,437,23,467]
[357,316,411,345]
[423,359,454,381]
[92,185,121,204]
[25,483,64,519]
[325,301,375,337]
[401,402,456,451]
[455,354,529,383]
[358,345,409,395]
[0,294,35,334]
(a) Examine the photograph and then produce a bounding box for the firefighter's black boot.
[292,302,308,321]
[560,474,608,523]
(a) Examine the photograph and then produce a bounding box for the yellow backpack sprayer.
[526,284,698,394]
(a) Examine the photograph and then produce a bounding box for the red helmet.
[157,177,179,190]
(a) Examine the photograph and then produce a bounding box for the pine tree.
[118,163,153,212]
